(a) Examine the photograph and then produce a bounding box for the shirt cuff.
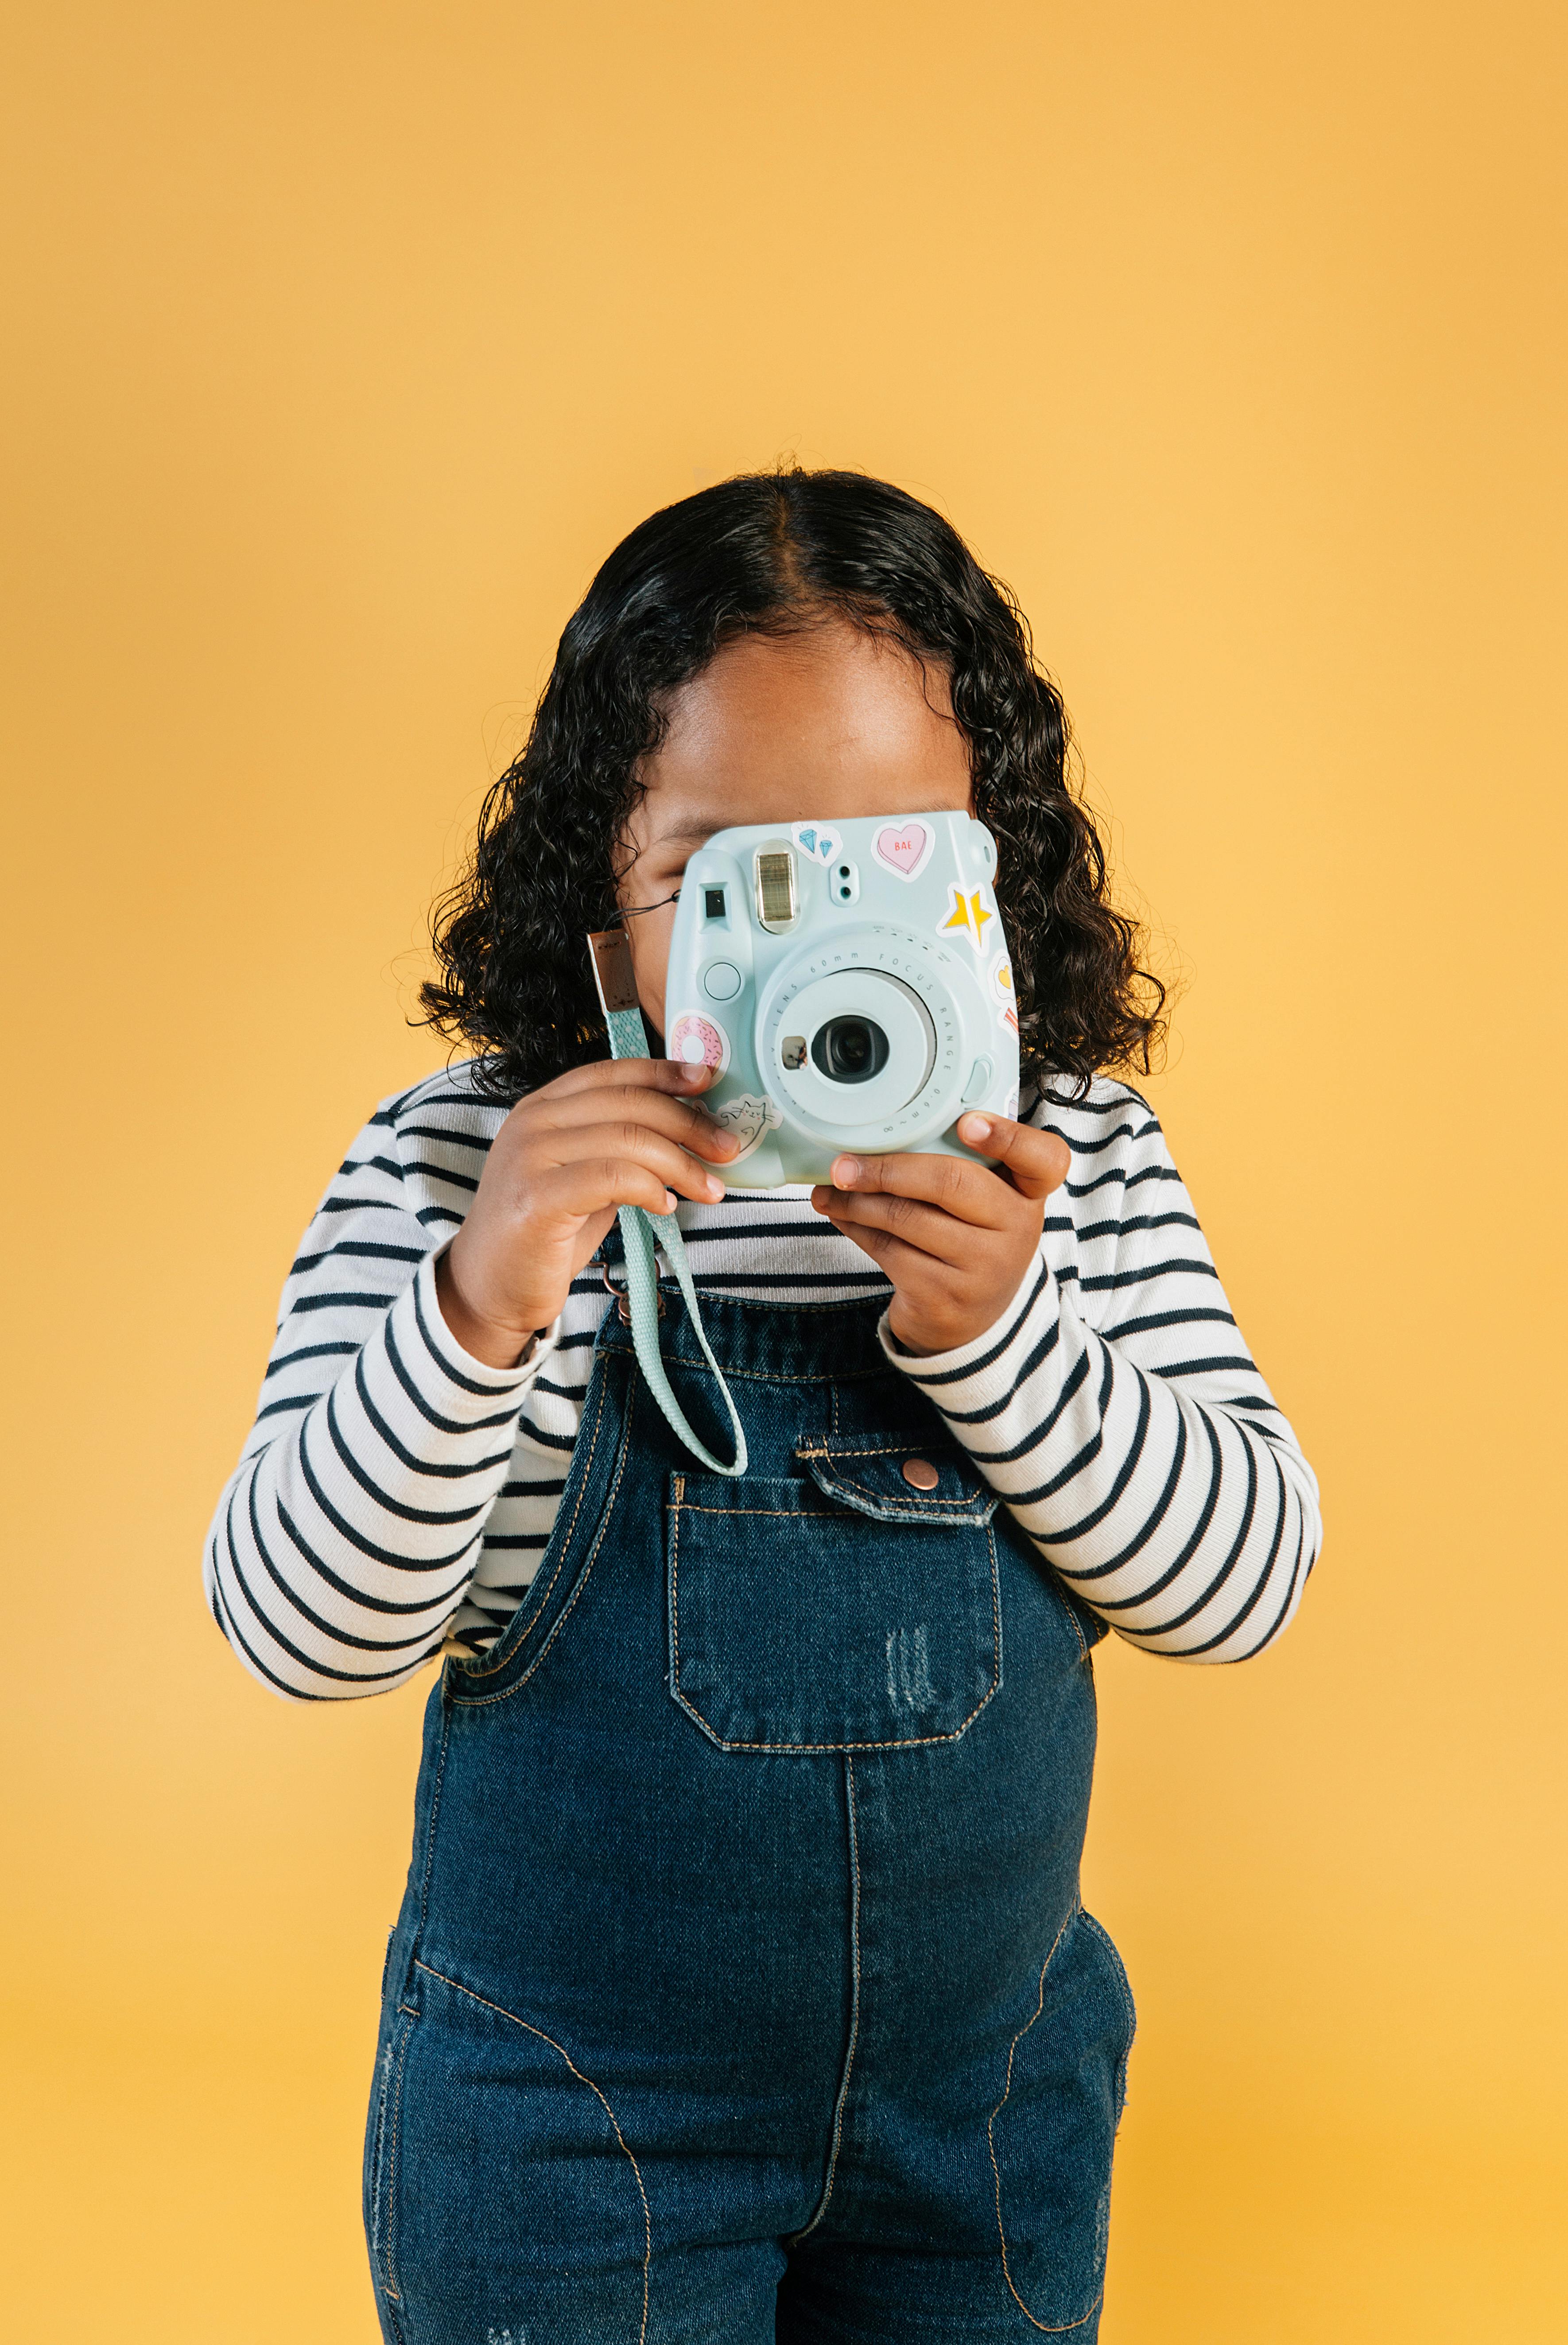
[876,1245,1057,1406]
[410,1250,562,1400]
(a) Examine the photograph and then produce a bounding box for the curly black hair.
[420,468,1164,1100]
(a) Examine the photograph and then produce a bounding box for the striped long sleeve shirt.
[203,1062,1321,1700]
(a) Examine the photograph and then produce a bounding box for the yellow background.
[4,4,1564,2336]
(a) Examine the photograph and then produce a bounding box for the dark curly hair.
[420,468,1164,1100]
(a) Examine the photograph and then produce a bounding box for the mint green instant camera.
[663,810,1021,1189]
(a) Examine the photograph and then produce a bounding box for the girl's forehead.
[634,623,970,850]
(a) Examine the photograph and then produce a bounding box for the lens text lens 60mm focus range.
[810,1016,890,1084]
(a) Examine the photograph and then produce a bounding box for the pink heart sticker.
[874,822,930,878]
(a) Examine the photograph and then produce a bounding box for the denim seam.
[449,1390,634,1710]
[374,2007,417,2310]
[682,1492,990,1526]
[1051,1578,1093,1667]
[799,1441,966,1462]
[788,1753,862,2244]
[668,1506,1002,1753]
[406,1696,452,1974]
[1078,1907,1138,2128]
[411,1958,651,2345]
[367,2025,395,2300]
[674,1504,853,1518]
[454,1364,609,1684]
[987,1901,1105,2334]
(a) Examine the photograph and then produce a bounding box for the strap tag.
[587,927,640,1014]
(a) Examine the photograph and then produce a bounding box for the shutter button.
[901,1457,939,1491]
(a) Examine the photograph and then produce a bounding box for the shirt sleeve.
[880,1094,1322,1662]
[202,1091,557,1701]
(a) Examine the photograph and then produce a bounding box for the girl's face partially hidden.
[617,618,974,1037]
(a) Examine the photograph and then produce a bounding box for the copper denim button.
[901,1456,940,1491]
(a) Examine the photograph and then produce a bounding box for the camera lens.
[810,1016,889,1084]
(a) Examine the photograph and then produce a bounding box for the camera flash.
[755,850,797,931]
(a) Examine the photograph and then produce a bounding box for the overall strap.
[589,931,748,1478]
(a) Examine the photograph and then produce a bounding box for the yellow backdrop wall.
[4,4,1564,2337]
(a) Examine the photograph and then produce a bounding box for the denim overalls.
[365,1285,1135,2344]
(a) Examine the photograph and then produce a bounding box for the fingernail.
[962,1115,991,1142]
[678,1064,706,1085]
[704,1175,724,1199]
[833,1155,862,1185]
[664,1189,678,1212]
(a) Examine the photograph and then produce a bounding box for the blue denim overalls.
[365,1285,1135,2344]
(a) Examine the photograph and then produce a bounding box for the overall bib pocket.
[666,1441,1001,1753]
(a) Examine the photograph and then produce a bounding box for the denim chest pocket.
[666,1442,1001,1754]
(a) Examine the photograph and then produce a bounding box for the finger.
[544,1055,721,1103]
[532,1122,729,1204]
[534,1158,696,1223]
[955,1114,1071,1201]
[818,1211,951,1291]
[810,1184,976,1267]
[536,1082,741,1161]
[825,1149,1016,1230]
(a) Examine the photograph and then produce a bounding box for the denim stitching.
[1078,1911,1138,2057]
[374,2007,417,2308]
[450,1388,635,1710]
[799,1441,963,1460]
[675,1504,850,1518]
[668,1507,1002,1753]
[788,1754,862,2243]
[412,1700,452,1952]
[411,1959,652,2345]
[367,2024,395,2294]
[796,1443,996,1517]
[455,1364,609,1683]
[1050,1577,1093,1667]
[682,1493,987,1524]
[987,1903,1106,2334]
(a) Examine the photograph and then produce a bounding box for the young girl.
[206,470,1320,2344]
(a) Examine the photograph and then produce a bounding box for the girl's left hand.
[809,1112,1071,1356]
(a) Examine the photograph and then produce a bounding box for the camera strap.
[587,931,748,1479]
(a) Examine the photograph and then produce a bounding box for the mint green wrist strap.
[590,932,747,1479]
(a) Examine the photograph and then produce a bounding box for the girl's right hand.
[434,1059,738,1367]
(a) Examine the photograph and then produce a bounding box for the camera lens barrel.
[810,1015,891,1084]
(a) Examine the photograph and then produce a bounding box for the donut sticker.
[873,819,933,881]
[708,1091,783,1163]
[667,1010,730,1076]
[792,823,842,866]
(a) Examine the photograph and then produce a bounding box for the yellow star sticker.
[940,884,993,950]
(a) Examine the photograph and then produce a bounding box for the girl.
[205,470,1320,2344]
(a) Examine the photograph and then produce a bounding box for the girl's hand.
[809,1113,1071,1356]
[435,1059,738,1367]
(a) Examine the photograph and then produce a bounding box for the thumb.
[957,1113,1071,1201]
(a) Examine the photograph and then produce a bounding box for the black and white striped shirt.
[204,1063,1321,1700]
